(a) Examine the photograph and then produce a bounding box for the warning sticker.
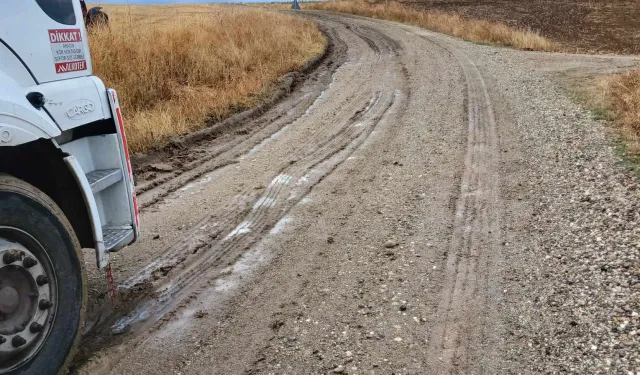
[48,29,87,74]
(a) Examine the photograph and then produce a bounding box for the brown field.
[399,0,640,55]
[305,0,558,51]
[90,4,325,153]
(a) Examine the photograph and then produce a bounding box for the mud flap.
[106,264,117,305]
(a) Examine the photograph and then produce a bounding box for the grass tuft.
[90,5,325,153]
[602,68,640,153]
[305,0,559,52]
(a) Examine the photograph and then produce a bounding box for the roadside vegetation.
[604,69,640,151]
[304,0,558,52]
[596,68,640,172]
[568,67,640,173]
[89,5,325,153]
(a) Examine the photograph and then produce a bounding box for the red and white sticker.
[49,29,87,74]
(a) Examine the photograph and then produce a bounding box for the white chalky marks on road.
[269,174,293,187]
[296,174,310,185]
[253,197,276,210]
[270,216,292,235]
[225,220,253,239]
[244,124,292,158]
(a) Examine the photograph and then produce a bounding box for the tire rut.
[132,23,402,327]
[73,18,409,374]
[134,27,348,210]
[414,33,502,374]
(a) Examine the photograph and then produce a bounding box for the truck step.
[103,227,134,252]
[86,169,122,194]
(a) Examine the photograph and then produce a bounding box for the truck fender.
[0,69,60,146]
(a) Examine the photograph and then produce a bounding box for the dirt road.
[72,12,640,375]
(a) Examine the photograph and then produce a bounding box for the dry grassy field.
[305,0,558,51]
[90,4,325,153]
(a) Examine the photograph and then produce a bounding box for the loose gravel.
[470,46,640,373]
[73,13,640,375]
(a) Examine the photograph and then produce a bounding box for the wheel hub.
[0,286,19,314]
[0,234,56,373]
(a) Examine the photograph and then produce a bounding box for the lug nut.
[30,322,44,333]
[12,335,26,348]
[36,275,49,286]
[23,257,37,268]
[39,300,52,310]
[0,336,6,345]
[2,252,20,264]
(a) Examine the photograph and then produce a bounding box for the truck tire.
[0,175,86,375]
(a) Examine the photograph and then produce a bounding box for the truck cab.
[0,1,138,373]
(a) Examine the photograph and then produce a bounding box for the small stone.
[346,351,353,357]
[394,337,403,342]
[194,310,208,319]
[385,240,398,248]
[333,365,345,373]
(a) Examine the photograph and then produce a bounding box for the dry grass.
[90,5,325,153]
[304,0,559,51]
[601,68,640,153]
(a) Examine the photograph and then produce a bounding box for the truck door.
[0,0,92,85]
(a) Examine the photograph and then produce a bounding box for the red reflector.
[115,107,132,177]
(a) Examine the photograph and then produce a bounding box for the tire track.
[119,20,400,298]
[413,34,502,374]
[152,90,395,310]
[75,20,409,374]
[143,62,396,320]
[134,28,348,210]
[120,71,376,294]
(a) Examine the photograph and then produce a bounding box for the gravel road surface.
[72,12,640,375]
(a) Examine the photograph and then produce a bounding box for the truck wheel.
[0,175,86,375]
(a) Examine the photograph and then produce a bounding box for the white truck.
[0,1,139,374]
